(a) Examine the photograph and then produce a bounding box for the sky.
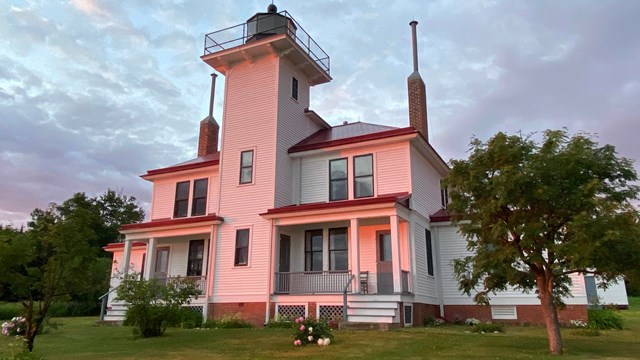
[1,0,639,226]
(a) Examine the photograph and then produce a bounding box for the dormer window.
[292,77,299,100]
[329,158,348,201]
[440,183,449,209]
[174,181,190,218]
[191,178,208,216]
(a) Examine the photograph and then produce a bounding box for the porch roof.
[260,192,411,218]
[430,208,452,222]
[102,241,147,252]
[119,214,224,233]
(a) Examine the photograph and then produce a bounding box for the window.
[191,179,208,216]
[329,158,348,201]
[329,228,348,270]
[292,77,298,100]
[426,229,434,276]
[173,181,190,218]
[239,150,254,184]
[379,232,392,261]
[440,183,448,209]
[305,230,323,271]
[354,154,373,198]
[187,240,205,276]
[234,229,250,266]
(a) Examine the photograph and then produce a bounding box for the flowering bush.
[2,317,27,337]
[292,317,333,346]
[570,319,587,328]
[423,315,446,326]
[465,317,481,326]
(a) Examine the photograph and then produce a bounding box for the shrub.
[465,317,481,326]
[472,322,505,333]
[588,309,624,330]
[116,274,201,338]
[203,314,253,329]
[292,317,332,346]
[172,307,203,329]
[452,314,464,325]
[423,315,445,327]
[266,319,294,329]
[2,317,27,337]
[48,301,98,317]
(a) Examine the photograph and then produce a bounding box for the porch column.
[143,237,157,280]
[204,225,217,320]
[390,215,402,293]
[350,218,360,293]
[122,238,133,276]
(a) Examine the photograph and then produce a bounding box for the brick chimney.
[407,20,428,141]
[198,73,220,157]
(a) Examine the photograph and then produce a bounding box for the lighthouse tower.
[201,5,331,316]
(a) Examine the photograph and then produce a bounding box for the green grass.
[2,298,639,359]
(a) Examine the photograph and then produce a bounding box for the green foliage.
[0,304,22,321]
[422,315,445,326]
[173,307,203,329]
[445,130,640,354]
[203,314,254,329]
[292,317,332,346]
[265,319,294,329]
[472,322,505,333]
[588,309,624,330]
[116,274,201,337]
[571,328,601,336]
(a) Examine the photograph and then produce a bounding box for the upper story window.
[329,158,348,201]
[239,150,254,184]
[440,183,449,209]
[234,229,250,266]
[329,228,348,270]
[191,179,208,216]
[292,77,299,100]
[173,181,190,218]
[426,229,434,276]
[354,154,373,198]
[305,229,323,271]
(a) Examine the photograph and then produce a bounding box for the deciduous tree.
[446,130,640,355]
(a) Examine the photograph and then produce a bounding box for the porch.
[273,270,412,294]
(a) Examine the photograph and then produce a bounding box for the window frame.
[191,178,208,216]
[329,227,348,271]
[304,229,324,271]
[234,229,250,267]
[239,150,254,185]
[187,239,205,276]
[173,181,190,218]
[329,158,348,201]
[426,229,434,276]
[353,154,374,198]
[292,77,299,100]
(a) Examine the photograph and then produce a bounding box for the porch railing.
[401,270,412,294]
[275,271,352,294]
[166,276,207,294]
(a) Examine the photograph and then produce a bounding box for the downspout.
[266,219,277,324]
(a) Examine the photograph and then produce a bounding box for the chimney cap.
[409,20,418,26]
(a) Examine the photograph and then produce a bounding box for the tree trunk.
[537,276,563,355]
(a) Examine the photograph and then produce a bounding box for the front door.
[278,235,291,293]
[155,247,170,282]
[377,231,394,294]
[279,235,291,272]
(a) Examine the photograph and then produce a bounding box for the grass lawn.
[2,298,639,359]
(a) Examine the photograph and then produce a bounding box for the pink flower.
[294,339,302,346]
[299,325,305,331]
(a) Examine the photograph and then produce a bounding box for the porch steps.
[346,300,398,324]
[103,303,127,322]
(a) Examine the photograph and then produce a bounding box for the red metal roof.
[143,152,220,178]
[261,192,411,216]
[103,241,147,251]
[430,208,452,222]
[120,214,224,232]
[289,122,415,153]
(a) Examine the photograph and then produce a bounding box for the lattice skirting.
[318,305,343,321]
[276,304,306,320]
